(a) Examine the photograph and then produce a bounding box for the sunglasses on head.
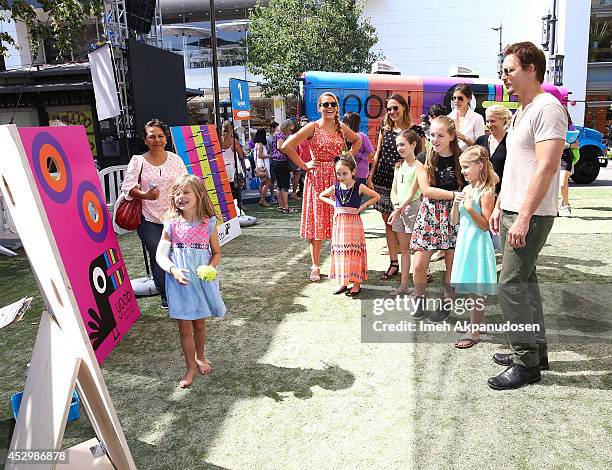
[452,96,465,102]
[320,102,338,108]
[386,105,399,113]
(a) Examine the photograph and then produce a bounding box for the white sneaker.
[559,204,571,217]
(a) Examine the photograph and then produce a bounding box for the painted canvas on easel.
[170,124,241,245]
[17,126,140,363]
[170,125,238,221]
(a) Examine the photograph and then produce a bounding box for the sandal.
[454,337,480,349]
[345,287,361,297]
[381,260,399,280]
[333,285,348,295]
[310,265,321,282]
[258,201,270,207]
[389,286,409,297]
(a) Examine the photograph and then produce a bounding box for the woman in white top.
[121,119,188,308]
[254,127,272,206]
[448,84,485,151]
[221,121,247,203]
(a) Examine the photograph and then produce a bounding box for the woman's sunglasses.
[386,105,399,112]
[320,102,338,108]
[452,96,465,102]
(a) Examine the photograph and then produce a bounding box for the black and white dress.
[410,155,463,251]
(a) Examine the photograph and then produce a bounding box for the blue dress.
[450,189,497,296]
[164,216,227,319]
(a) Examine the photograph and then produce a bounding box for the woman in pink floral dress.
[282,93,362,281]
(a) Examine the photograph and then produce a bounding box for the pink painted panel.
[18,126,140,363]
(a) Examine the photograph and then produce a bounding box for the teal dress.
[450,189,497,296]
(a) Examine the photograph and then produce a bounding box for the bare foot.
[195,357,213,375]
[179,368,196,388]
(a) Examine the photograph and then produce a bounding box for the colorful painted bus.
[299,71,607,184]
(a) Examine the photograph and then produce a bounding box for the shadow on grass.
[95,202,354,468]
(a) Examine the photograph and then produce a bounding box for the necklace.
[338,183,355,205]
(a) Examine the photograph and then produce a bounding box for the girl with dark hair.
[410,116,465,321]
[448,84,485,150]
[281,92,362,282]
[319,156,380,296]
[342,112,375,185]
[368,94,413,280]
[121,119,188,309]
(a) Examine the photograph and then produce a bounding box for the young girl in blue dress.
[319,156,380,296]
[450,145,498,349]
[156,174,226,387]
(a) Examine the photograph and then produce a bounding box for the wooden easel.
[0,125,136,469]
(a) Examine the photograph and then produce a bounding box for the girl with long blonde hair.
[156,175,226,388]
[449,145,498,348]
[410,116,464,321]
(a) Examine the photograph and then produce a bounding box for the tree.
[0,1,101,59]
[247,0,382,97]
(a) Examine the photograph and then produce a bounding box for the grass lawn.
[1,188,611,469]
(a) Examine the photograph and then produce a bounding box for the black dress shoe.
[493,353,513,367]
[487,364,541,390]
[492,353,549,370]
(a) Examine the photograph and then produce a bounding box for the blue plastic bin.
[10,390,80,421]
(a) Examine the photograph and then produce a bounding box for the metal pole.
[209,0,222,138]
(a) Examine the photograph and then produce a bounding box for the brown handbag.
[115,160,144,231]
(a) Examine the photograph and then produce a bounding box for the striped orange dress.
[329,182,367,284]
[300,124,345,240]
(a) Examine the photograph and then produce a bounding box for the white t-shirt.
[448,108,485,151]
[500,92,567,216]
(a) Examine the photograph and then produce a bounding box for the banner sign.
[229,78,251,120]
[170,124,241,245]
[0,125,140,363]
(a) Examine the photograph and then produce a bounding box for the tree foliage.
[247,0,382,97]
[0,1,101,59]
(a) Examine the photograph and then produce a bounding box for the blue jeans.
[137,217,166,302]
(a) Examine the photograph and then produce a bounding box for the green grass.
[1,188,611,469]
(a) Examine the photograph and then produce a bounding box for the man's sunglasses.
[452,96,465,102]
[320,102,338,108]
[386,105,399,112]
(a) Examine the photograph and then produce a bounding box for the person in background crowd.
[342,112,375,185]
[488,41,567,390]
[281,92,361,282]
[418,104,449,163]
[270,119,297,213]
[267,121,279,203]
[448,84,485,151]
[247,128,257,178]
[221,121,247,207]
[475,105,512,195]
[296,116,312,196]
[121,118,188,309]
[254,128,272,207]
[559,110,579,217]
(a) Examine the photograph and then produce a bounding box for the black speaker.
[126,0,156,35]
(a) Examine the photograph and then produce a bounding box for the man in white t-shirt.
[488,42,567,391]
